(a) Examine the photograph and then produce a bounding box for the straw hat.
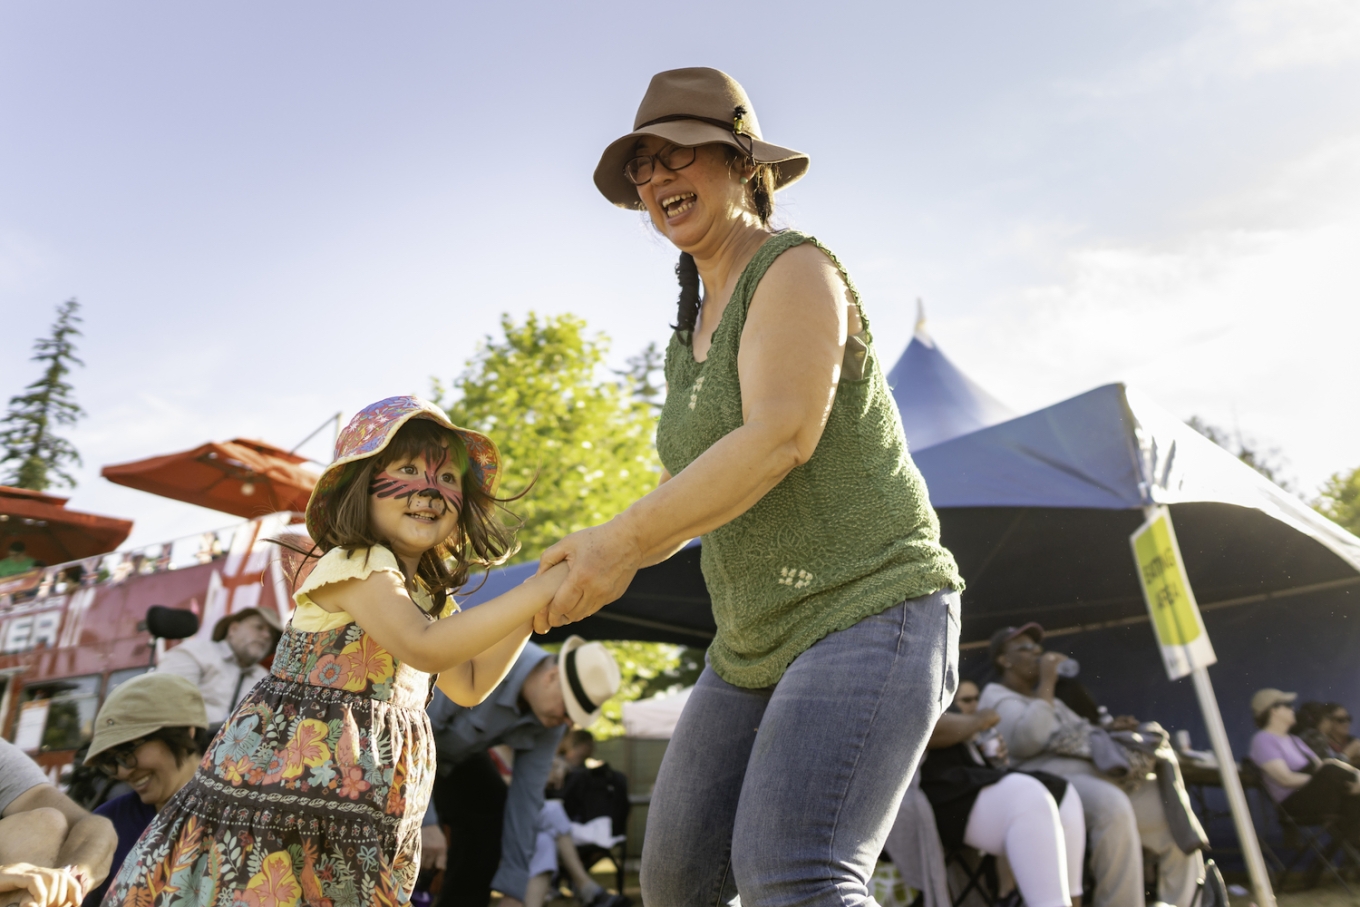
[85,673,207,763]
[594,67,809,210]
[558,636,622,728]
[305,396,500,546]
[1251,688,1297,719]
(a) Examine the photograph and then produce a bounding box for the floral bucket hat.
[304,395,500,545]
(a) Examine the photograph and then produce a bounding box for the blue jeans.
[641,589,960,907]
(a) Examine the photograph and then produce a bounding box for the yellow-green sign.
[1131,507,1216,679]
[1134,515,1200,645]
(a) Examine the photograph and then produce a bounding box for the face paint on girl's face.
[370,448,464,514]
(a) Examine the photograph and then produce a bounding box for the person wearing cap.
[0,739,116,907]
[979,624,1202,907]
[426,637,622,907]
[78,674,210,907]
[154,606,282,723]
[533,67,964,907]
[1247,688,1360,846]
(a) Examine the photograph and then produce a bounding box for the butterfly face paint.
[369,447,464,515]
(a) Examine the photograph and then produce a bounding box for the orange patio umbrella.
[0,485,134,565]
[101,438,319,519]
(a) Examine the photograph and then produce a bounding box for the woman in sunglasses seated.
[80,673,209,907]
[1249,688,1360,846]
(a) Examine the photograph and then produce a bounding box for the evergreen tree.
[1,299,86,491]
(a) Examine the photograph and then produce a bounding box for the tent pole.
[1190,663,1276,907]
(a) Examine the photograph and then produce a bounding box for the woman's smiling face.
[634,138,754,250]
[115,738,197,811]
[368,448,463,559]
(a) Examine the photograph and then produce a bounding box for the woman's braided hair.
[672,149,778,335]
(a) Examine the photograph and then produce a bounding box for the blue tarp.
[887,315,1015,451]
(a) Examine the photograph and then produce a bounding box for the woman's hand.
[534,518,645,632]
[0,864,83,907]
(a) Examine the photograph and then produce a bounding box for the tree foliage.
[1186,416,1294,491]
[435,311,662,562]
[1315,466,1360,538]
[1,299,86,491]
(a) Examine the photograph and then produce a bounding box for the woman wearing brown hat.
[537,68,964,907]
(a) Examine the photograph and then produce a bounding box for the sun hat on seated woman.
[593,66,810,209]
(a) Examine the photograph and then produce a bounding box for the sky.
[2,0,1358,550]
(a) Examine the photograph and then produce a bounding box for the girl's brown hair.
[280,418,522,615]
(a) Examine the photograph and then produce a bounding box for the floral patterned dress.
[103,546,443,907]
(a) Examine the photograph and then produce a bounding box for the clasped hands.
[531,520,644,635]
[0,864,85,907]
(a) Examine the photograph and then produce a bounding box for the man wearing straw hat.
[427,637,622,907]
[156,607,283,723]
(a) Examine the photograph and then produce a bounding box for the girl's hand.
[535,518,644,631]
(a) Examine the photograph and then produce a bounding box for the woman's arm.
[1258,758,1312,791]
[929,710,1000,749]
[308,563,566,677]
[536,245,854,627]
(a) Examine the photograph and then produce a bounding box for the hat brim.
[305,406,501,547]
[85,718,208,764]
[594,120,809,210]
[558,635,601,728]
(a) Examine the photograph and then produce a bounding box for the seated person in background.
[920,682,1085,907]
[155,607,282,723]
[980,624,1203,907]
[1312,702,1360,764]
[0,542,39,578]
[524,759,627,907]
[0,738,116,907]
[547,730,597,799]
[79,673,210,907]
[1248,689,1360,846]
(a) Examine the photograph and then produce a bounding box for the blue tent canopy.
[886,305,1015,451]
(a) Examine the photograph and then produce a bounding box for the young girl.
[103,396,565,907]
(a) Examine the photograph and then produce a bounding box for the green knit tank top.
[656,231,964,689]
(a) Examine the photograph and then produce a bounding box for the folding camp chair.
[1240,758,1358,893]
[943,846,997,907]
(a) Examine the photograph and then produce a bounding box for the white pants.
[963,773,1086,907]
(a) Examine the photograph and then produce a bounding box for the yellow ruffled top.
[291,545,454,631]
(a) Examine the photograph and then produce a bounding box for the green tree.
[1315,466,1360,537]
[437,313,698,738]
[435,311,662,562]
[616,340,666,414]
[1187,416,1294,491]
[1,299,85,491]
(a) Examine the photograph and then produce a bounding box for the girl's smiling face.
[634,138,756,251]
[369,447,463,561]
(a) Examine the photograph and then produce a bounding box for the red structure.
[0,486,133,567]
[101,439,319,519]
[0,513,301,782]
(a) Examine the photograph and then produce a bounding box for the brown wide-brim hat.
[594,67,810,210]
[211,606,284,642]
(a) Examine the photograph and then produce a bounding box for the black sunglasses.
[94,738,147,778]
